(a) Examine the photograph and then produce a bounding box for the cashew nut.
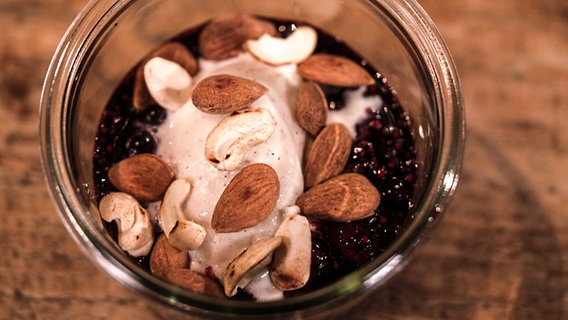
[245,26,318,65]
[144,56,192,111]
[159,178,206,251]
[270,212,312,290]
[205,108,277,171]
[99,192,155,257]
[223,237,283,297]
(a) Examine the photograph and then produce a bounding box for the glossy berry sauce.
[92,19,418,297]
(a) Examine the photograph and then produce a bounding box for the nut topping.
[99,192,155,257]
[191,74,268,114]
[205,108,277,171]
[94,15,415,302]
[165,269,225,299]
[296,173,381,222]
[199,14,276,60]
[108,153,174,202]
[304,123,352,189]
[297,53,376,87]
[223,237,283,297]
[143,57,193,111]
[159,179,207,251]
[245,25,317,65]
[296,81,328,136]
[133,42,198,110]
[149,233,190,279]
[270,213,311,291]
[212,163,280,233]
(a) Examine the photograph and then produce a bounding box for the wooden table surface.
[1,0,567,319]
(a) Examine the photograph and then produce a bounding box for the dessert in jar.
[93,14,418,301]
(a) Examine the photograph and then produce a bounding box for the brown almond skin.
[297,53,376,87]
[165,269,225,299]
[149,233,190,279]
[296,81,328,136]
[296,173,381,222]
[191,74,268,114]
[212,163,280,233]
[304,123,352,189]
[108,153,175,202]
[133,42,199,110]
[199,14,276,60]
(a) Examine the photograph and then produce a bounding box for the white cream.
[156,53,304,300]
[327,86,382,138]
[154,52,383,300]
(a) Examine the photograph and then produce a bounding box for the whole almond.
[108,153,175,202]
[304,123,352,189]
[165,268,224,299]
[296,173,381,222]
[191,74,268,114]
[296,81,328,136]
[297,53,375,87]
[212,163,280,233]
[149,233,190,279]
[199,14,276,60]
[133,42,199,110]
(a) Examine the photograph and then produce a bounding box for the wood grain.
[1,0,567,319]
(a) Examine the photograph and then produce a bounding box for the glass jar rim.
[39,0,465,316]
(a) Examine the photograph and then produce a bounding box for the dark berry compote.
[93,17,418,299]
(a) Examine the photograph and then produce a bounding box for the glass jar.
[39,0,465,318]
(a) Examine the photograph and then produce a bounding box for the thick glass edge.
[38,0,177,311]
